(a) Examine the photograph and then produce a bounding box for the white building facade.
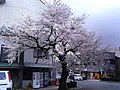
[0,0,45,25]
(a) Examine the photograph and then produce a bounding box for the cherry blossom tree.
[0,0,109,90]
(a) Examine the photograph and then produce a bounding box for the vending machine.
[32,72,40,88]
[44,72,49,87]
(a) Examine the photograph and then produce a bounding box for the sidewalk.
[39,86,92,90]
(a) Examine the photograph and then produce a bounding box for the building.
[115,56,120,78]
[103,48,120,78]
[0,0,53,89]
[104,52,115,78]
[0,0,45,26]
[114,48,120,78]
[70,52,116,80]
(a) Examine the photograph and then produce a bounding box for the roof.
[107,48,120,58]
[115,50,120,58]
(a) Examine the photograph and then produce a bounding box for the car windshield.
[0,72,6,80]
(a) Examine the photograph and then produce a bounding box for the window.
[0,0,5,4]
[0,45,9,62]
[0,72,6,80]
[33,48,48,58]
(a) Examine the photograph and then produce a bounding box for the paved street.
[40,86,91,90]
[77,80,120,90]
[39,85,92,90]
[39,80,120,90]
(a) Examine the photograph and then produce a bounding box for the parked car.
[0,71,12,90]
[74,74,83,81]
[56,74,61,79]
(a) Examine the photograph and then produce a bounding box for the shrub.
[27,82,33,90]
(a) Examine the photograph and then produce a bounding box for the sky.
[46,0,120,48]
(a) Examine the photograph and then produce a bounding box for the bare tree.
[0,0,109,90]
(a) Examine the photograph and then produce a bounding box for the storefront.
[0,63,52,89]
[81,68,103,80]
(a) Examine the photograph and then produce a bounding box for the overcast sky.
[60,0,120,48]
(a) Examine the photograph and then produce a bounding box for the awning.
[0,63,53,69]
[0,63,19,68]
[24,63,53,68]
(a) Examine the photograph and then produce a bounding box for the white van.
[0,71,12,90]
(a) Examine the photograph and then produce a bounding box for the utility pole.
[18,52,24,90]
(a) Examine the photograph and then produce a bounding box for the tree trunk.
[58,60,68,90]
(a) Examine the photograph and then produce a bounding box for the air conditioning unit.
[0,0,5,4]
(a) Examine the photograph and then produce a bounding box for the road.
[77,80,120,90]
